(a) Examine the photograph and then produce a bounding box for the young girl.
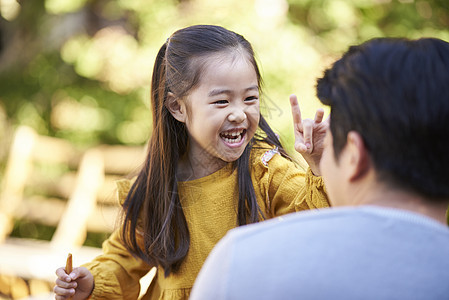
[54,25,329,300]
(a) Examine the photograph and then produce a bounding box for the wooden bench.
[0,126,150,297]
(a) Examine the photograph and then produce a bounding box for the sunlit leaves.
[45,0,88,14]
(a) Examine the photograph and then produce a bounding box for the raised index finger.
[289,94,303,131]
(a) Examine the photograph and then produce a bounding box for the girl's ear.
[165,92,187,123]
[346,131,371,182]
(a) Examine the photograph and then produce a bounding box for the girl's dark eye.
[213,100,228,105]
[245,96,259,101]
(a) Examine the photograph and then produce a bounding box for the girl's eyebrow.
[246,85,259,92]
[208,89,231,97]
[208,85,259,97]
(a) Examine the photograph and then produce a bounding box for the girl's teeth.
[224,135,242,144]
[223,130,243,138]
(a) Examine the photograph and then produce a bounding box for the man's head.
[317,38,449,205]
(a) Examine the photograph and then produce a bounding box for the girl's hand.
[290,94,329,176]
[54,266,94,300]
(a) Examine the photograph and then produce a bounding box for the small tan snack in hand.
[66,253,73,275]
[66,253,73,299]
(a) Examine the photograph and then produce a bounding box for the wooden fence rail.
[0,126,150,299]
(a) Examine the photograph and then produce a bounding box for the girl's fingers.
[314,108,325,124]
[56,267,71,282]
[53,284,75,297]
[302,119,314,152]
[294,141,307,153]
[290,94,326,155]
[55,278,77,289]
[289,94,303,132]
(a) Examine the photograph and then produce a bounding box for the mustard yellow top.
[83,144,329,300]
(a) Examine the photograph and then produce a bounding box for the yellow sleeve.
[82,178,152,300]
[252,145,330,218]
[83,230,152,300]
[293,168,329,212]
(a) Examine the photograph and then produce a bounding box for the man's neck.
[355,185,448,225]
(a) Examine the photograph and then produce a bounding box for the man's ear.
[346,131,371,182]
[165,92,187,123]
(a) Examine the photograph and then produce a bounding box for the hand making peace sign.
[290,94,329,176]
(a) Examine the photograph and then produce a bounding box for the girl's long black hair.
[121,25,289,276]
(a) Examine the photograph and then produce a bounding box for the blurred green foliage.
[0,0,448,246]
[1,0,448,147]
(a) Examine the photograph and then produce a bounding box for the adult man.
[190,37,449,300]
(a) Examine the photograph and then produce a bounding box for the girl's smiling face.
[179,52,260,176]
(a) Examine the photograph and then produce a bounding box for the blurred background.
[0,0,448,298]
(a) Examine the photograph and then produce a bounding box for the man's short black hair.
[316,37,449,200]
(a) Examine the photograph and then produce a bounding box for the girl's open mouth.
[220,129,246,145]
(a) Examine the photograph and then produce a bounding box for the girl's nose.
[228,108,247,123]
